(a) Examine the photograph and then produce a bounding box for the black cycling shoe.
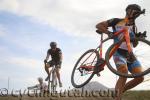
[94,58,105,74]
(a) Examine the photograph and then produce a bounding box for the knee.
[45,64,49,69]
[118,66,128,73]
[121,68,128,73]
[45,66,47,69]
[56,69,60,74]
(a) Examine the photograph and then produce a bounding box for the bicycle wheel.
[47,73,51,92]
[51,71,57,92]
[71,49,99,88]
[105,38,150,78]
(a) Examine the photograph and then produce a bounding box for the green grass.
[123,90,150,100]
[0,90,149,100]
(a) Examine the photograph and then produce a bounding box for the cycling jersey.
[107,18,141,71]
[107,18,135,50]
[47,48,62,62]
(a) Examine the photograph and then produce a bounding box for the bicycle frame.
[97,27,133,69]
[49,66,57,80]
[79,27,133,72]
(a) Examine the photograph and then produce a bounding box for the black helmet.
[126,4,141,12]
[126,4,143,19]
[50,42,57,48]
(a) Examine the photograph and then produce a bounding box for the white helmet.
[37,77,43,82]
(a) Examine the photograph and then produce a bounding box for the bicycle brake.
[135,31,147,38]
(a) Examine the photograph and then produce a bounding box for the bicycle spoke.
[81,51,96,65]
[71,49,99,88]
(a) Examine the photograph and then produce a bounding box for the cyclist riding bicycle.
[96,4,144,100]
[44,42,63,87]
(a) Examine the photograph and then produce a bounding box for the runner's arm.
[96,21,110,34]
[44,52,50,62]
[60,53,63,62]
[96,18,122,34]
[59,49,63,62]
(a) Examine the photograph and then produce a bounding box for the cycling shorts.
[113,51,141,72]
[48,60,62,68]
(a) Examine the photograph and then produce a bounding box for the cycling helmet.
[126,4,142,19]
[50,41,57,48]
[126,4,141,12]
[37,77,43,82]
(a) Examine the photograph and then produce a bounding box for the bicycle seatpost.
[100,32,103,58]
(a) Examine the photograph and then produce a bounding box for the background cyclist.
[28,77,48,94]
[96,4,144,100]
[44,42,63,87]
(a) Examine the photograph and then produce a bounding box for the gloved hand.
[44,59,47,63]
[127,52,137,63]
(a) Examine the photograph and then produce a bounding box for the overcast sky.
[0,0,150,91]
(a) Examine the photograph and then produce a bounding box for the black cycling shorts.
[48,60,62,68]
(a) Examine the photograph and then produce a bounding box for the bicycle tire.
[47,73,51,92]
[71,49,99,88]
[105,38,150,78]
[51,71,57,92]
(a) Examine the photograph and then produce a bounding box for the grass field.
[0,90,150,100]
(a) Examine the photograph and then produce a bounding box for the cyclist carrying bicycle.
[44,42,63,87]
[96,4,144,100]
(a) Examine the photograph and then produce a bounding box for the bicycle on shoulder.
[71,9,150,88]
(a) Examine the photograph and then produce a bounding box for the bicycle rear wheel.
[71,49,99,88]
[105,38,150,78]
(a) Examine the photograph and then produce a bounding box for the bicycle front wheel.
[71,49,99,88]
[51,71,57,92]
[105,38,150,78]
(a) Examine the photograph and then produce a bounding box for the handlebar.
[135,31,147,38]
[96,29,147,39]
